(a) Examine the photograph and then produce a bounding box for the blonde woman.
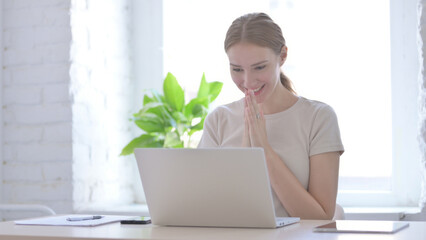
[198,13,344,220]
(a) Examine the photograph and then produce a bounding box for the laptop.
[134,147,300,228]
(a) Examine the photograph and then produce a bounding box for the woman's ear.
[280,46,287,66]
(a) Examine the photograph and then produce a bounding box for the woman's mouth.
[252,85,265,96]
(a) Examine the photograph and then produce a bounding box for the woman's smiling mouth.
[251,84,265,96]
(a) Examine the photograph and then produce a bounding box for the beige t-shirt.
[198,96,344,217]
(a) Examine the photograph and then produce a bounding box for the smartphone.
[120,217,151,225]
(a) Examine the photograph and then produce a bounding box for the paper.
[15,215,137,227]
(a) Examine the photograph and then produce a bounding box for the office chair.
[333,204,345,220]
[0,204,55,221]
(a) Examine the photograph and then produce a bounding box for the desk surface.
[0,219,424,240]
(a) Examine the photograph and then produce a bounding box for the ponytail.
[280,72,296,94]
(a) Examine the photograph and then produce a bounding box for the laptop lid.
[135,148,297,228]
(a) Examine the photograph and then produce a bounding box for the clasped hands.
[243,90,269,149]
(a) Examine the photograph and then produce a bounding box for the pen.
[66,216,103,221]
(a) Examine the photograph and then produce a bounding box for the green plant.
[120,72,223,155]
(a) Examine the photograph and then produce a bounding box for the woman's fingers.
[244,90,268,148]
[249,90,261,118]
[242,106,251,147]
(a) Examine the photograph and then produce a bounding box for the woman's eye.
[232,68,243,72]
[255,65,266,70]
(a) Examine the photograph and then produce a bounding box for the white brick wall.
[1,0,140,220]
[419,0,426,209]
[70,0,139,210]
[0,0,4,219]
[1,0,73,217]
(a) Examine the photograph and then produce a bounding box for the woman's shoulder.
[293,97,339,122]
[203,98,244,130]
[209,98,244,116]
[298,97,336,114]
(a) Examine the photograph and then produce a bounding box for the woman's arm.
[198,110,220,147]
[244,90,340,219]
[265,147,340,219]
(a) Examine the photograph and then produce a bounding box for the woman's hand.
[242,106,251,147]
[243,90,269,148]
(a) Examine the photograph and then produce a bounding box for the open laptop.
[134,148,300,228]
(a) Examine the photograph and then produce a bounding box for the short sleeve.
[198,110,220,148]
[309,105,344,156]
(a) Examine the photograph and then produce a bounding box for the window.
[135,0,421,207]
[271,0,394,194]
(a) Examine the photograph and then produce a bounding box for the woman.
[198,13,344,220]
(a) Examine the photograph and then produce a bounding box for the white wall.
[1,0,73,218]
[0,0,4,218]
[70,0,138,210]
[130,0,163,203]
[392,0,426,221]
[389,0,422,207]
[1,0,141,220]
[401,0,426,221]
[132,0,163,98]
[418,0,426,209]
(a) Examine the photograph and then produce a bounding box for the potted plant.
[120,72,222,155]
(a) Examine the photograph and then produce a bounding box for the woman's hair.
[224,12,295,94]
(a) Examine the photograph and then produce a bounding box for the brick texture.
[1,0,73,217]
[419,0,426,209]
[69,0,138,210]
[1,0,142,220]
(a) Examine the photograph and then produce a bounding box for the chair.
[0,204,55,221]
[333,204,345,220]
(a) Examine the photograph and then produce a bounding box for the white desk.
[0,219,424,240]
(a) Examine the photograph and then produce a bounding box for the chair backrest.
[333,204,345,220]
[0,204,55,221]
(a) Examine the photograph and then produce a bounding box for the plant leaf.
[121,72,223,156]
[135,102,165,115]
[184,97,209,118]
[189,118,205,136]
[134,113,165,133]
[196,73,223,103]
[192,104,208,118]
[120,134,163,156]
[172,111,187,123]
[163,72,185,112]
[150,89,165,103]
[146,102,177,129]
[197,73,209,98]
[143,95,154,105]
[164,132,183,148]
[207,81,223,103]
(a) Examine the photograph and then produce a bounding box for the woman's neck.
[261,83,298,115]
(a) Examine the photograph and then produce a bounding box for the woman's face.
[226,42,285,104]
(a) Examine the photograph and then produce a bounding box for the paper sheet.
[15,215,137,227]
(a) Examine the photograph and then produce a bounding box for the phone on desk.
[120,217,151,225]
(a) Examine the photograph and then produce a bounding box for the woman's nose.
[243,73,256,89]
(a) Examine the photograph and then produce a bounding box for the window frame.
[337,0,421,207]
[131,0,164,203]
